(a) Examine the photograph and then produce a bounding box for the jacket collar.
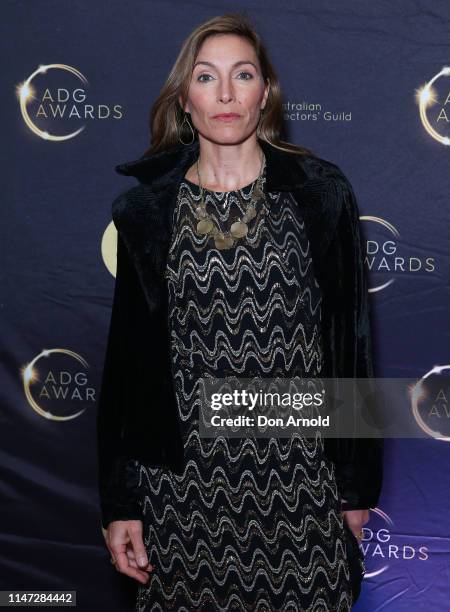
[114,137,310,193]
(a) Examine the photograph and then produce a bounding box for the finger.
[125,548,154,571]
[346,522,364,539]
[110,536,150,584]
[342,515,361,535]
[114,550,151,584]
[343,512,359,527]
[126,557,154,571]
[127,523,150,569]
[345,519,361,533]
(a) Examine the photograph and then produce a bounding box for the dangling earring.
[178,112,195,145]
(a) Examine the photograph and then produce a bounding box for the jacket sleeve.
[96,222,145,530]
[321,170,384,511]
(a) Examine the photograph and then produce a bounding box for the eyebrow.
[193,60,258,70]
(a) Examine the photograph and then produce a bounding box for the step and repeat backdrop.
[2,1,450,610]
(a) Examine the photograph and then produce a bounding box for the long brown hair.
[143,12,314,158]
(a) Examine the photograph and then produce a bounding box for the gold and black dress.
[134,167,352,611]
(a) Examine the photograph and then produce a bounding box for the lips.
[212,113,241,121]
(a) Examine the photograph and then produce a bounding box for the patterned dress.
[134,167,352,611]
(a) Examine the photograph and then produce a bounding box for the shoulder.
[299,153,360,220]
[299,152,354,192]
[293,153,362,255]
[111,184,157,230]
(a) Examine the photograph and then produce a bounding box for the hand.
[104,519,155,584]
[342,509,370,540]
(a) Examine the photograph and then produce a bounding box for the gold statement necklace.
[193,150,266,250]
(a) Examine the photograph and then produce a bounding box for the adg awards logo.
[21,349,92,421]
[361,216,435,293]
[410,365,450,442]
[361,508,428,578]
[20,222,118,421]
[416,66,450,145]
[16,63,123,141]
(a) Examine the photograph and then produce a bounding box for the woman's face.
[181,34,270,145]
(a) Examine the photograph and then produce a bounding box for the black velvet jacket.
[96,137,384,530]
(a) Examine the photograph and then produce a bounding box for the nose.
[218,77,235,104]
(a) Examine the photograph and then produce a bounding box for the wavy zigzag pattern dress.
[134,168,352,611]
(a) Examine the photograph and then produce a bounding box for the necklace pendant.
[242,206,256,223]
[214,232,233,250]
[195,150,266,249]
[197,218,214,234]
[253,184,263,200]
[222,234,234,248]
[214,232,227,250]
[230,220,248,239]
[195,205,207,219]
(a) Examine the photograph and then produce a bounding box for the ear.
[178,95,190,114]
[262,78,270,110]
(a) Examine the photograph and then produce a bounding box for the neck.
[186,135,264,192]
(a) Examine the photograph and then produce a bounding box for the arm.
[96,225,145,530]
[321,170,384,511]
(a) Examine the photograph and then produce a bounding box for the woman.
[97,13,383,611]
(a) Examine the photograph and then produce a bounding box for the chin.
[204,131,254,146]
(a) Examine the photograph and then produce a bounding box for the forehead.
[195,34,256,63]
